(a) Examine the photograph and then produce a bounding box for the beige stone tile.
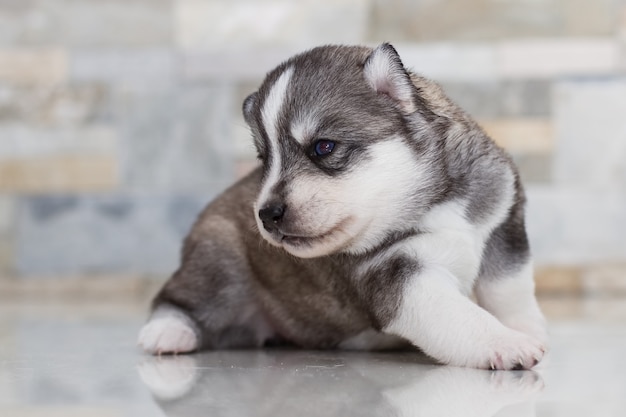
[620,6,626,72]
[582,264,626,295]
[0,407,121,417]
[536,264,626,296]
[0,274,160,306]
[540,296,626,322]
[560,0,618,37]
[538,296,586,320]
[535,266,583,295]
[497,39,618,78]
[0,155,118,192]
[0,49,67,86]
[479,118,554,154]
[0,84,110,127]
[368,0,617,41]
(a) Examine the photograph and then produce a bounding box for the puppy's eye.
[313,139,335,156]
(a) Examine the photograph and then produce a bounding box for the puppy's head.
[243,43,443,258]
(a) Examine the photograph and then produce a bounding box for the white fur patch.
[394,167,515,292]
[384,266,545,370]
[282,136,434,257]
[255,66,294,241]
[360,190,513,297]
[138,307,198,355]
[290,113,318,145]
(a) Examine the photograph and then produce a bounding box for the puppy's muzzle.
[258,203,286,233]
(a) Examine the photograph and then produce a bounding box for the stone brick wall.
[1,0,625,295]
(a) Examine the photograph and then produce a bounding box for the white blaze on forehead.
[290,113,318,145]
[256,66,294,209]
[261,66,294,143]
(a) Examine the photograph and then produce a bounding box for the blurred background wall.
[0,0,625,298]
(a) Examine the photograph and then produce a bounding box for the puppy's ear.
[364,43,416,114]
[242,92,258,126]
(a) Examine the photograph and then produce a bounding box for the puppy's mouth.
[277,219,351,248]
[281,231,331,247]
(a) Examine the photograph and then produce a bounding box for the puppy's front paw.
[484,330,545,370]
[138,315,198,355]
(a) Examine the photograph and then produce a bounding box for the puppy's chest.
[250,257,370,345]
[406,229,485,283]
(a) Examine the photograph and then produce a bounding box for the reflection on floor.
[0,297,625,416]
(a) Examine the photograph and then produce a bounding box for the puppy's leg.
[382,266,545,370]
[475,261,547,346]
[138,235,273,355]
[138,304,200,355]
[475,212,548,345]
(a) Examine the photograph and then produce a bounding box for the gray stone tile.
[526,186,626,266]
[70,48,176,86]
[0,196,15,235]
[497,39,619,79]
[233,82,263,159]
[553,78,626,187]
[0,0,173,47]
[499,80,552,117]
[0,237,13,276]
[512,153,552,184]
[175,0,367,49]
[396,43,497,82]
[183,47,296,81]
[0,196,15,276]
[0,83,113,126]
[15,194,213,277]
[0,124,118,158]
[115,83,236,191]
[440,80,552,119]
[439,81,501,119]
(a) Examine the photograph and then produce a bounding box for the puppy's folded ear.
[242,92,258,126]
[364,43,416,114]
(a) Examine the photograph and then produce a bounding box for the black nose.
[258,204,285,229]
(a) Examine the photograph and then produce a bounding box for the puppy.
[138,43,547,370]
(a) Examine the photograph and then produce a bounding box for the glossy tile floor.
[0,297,625,417]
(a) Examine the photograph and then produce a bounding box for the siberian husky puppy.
[138,43,547,370]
